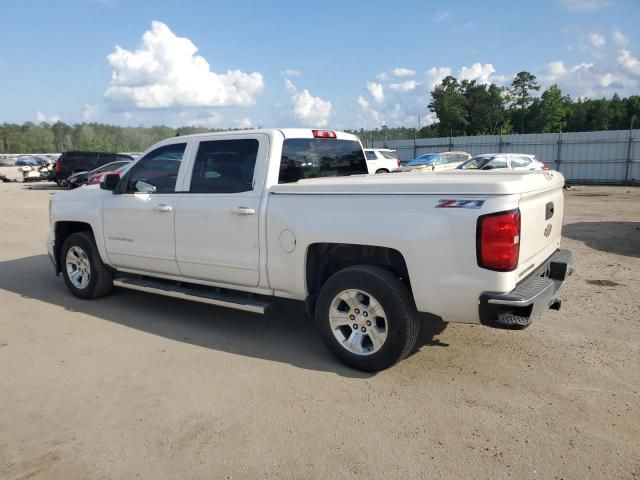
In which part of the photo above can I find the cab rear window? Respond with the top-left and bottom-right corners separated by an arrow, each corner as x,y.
279,139 -> 367,184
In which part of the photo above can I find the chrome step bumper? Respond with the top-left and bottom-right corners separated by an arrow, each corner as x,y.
479,249 -> 573,329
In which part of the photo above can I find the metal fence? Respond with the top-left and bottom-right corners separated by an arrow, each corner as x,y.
371,129 -> 640,185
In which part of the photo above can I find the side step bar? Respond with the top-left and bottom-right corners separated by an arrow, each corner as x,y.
113,276 -> 270,315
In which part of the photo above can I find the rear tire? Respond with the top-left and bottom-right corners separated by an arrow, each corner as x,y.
375,169 -> 389,174
315,265 -> 419,372
61,232 -> 113,299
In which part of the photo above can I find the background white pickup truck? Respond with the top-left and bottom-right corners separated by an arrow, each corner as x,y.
48,129 -> 572,371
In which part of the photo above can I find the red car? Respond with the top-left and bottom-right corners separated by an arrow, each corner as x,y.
88,167 -> 125,185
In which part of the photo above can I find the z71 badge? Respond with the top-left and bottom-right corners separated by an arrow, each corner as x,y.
435,199 -> 485,209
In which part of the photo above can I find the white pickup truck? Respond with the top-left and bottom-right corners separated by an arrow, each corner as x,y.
48,129 -> 572,371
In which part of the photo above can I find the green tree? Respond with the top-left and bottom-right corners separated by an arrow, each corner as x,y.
539,85 -> 568,133
510,71 -> 540,133
429,76 -> 468,136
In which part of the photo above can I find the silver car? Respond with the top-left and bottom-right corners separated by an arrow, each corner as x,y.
457,153 -> 548,171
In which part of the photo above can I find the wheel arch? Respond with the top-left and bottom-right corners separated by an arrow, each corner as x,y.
305,242 -> 412,315
53,221 -> 94,274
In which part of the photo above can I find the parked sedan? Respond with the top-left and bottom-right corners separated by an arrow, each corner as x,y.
87,162 -> 132,185
67,160 -> 132,189
457,153 -> 548,171
363,148 -> 401,173
396,151 -> 471,173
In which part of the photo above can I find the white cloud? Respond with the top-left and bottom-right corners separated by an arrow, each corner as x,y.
281,69 -> 301,77
286,80 -> 333,127
235,118 -> 253,129
367,82 -> 385,103
389,80 -> 417,92
619,49 -> 640,75
459,63 -> 496,83
539,59 -> 639,98
82,103 -> 98,121
284,78 -> 297,93
187,112 -> 222,127
352,28 -> 638,129
375,68 -> 416,82
105,21 -> 264,110
432,10 -> 451,22
391,68 -> 416,77
588,33 -> 606,48
36,111 -> 60,123
559,0 -> 611,11
612,29 -> 628,47
425,67 -> 453,90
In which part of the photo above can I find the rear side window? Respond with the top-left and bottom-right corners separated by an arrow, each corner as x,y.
365,151 -> 377,160
511,156 -> 532,168
189,139 -> 258,193
380,151 -> 397,160
485,157 -> 508,169
279,139 -> 367,184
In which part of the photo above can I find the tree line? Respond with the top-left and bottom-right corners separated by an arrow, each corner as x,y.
1,70 -> 639,154
350,71 -> 640,143
0,123 -> 235,154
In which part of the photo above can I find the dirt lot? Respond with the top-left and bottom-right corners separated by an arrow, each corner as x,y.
0,169 -> 638,480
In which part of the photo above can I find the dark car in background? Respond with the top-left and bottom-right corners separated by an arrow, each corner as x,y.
53,151 -> 134,186
66,160 -> 132,189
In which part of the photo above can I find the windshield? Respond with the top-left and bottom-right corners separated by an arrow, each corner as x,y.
458,156 -> 493,170
408,154 -> 438,167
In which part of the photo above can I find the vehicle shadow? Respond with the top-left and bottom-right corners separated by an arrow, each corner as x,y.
563,221 -> 640,257
23,183 -> 65,191
0,255 -> 448,377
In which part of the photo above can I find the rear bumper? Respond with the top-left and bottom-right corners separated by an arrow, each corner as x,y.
479,249 -> 573,329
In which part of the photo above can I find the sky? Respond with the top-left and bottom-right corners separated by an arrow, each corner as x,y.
1,0 -> 639,130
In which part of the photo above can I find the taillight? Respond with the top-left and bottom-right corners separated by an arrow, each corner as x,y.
396,158 -> 401,168
54,159 -> 61,172
312,129 -> 336,139
476,209 -> 520,272
542,164 -> 549,170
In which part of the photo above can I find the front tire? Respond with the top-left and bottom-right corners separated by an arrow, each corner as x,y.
315,265 -> 419,372
61,232 -> 113,299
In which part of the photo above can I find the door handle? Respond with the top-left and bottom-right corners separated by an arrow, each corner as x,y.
153,204 -> 173,213
231,206 -> 256,216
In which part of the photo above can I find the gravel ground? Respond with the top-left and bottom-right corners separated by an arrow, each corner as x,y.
0,172 -> 638,480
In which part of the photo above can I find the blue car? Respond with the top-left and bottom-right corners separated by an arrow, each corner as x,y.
15,156 -> 43,166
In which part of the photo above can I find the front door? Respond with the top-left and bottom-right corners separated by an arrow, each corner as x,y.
175,135 -> 267,287
102,142 -> 188,275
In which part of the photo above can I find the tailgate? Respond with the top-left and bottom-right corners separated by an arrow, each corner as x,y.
516,182 -> 564,279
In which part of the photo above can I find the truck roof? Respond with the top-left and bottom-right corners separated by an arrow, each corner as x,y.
170,128 -> 359,142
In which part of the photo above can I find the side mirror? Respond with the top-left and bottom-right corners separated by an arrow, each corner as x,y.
101,173 -> 120,191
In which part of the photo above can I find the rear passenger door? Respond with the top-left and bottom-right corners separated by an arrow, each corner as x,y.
174,135 -> 268,287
